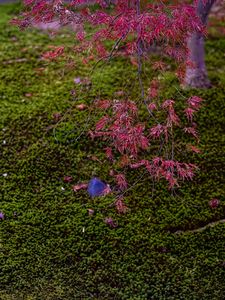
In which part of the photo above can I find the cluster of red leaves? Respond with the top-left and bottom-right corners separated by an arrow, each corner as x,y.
91,95 -> 202,189
148,79 -> 159,98
42,46 -> 64,60
92,100 -> 148,158
115,173 -> 128,190
115,197 -> 129,214
14,0 -> 204,62
131,158 -> 198,189
183,96 -> 203,141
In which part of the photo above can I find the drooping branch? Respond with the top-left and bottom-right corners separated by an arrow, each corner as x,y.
14,0 -> 205,190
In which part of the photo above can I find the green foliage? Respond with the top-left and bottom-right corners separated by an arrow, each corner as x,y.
0,4 -> 225,299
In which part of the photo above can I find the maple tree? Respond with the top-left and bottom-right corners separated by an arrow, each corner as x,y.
14,0 -> 209,191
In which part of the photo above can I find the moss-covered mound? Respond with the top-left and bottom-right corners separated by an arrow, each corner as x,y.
0,3 -> 225,299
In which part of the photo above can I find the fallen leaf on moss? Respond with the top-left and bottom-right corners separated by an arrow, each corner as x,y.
63,176 -> 73,183
72,183 -> 88,192
76,104 -> 87,110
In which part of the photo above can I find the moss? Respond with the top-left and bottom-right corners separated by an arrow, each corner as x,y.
0,4 -> 225,299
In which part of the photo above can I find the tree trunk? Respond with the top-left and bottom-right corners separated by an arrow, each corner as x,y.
184,0 -> 216,88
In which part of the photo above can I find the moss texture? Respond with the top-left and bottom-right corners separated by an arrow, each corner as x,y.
0,3 -> 225,299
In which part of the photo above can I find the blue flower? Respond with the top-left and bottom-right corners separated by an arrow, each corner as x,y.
87,177 -> 108,197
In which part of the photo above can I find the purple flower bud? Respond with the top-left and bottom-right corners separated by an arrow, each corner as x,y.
104,217 -> 117,228
159,247 -> 169,253
70,89 -> 76,96
209,198 -> 220,209
52,112 -> 61,122
88,209 -> 94,216
74,77 -> 81,84
0,212 -> 5,220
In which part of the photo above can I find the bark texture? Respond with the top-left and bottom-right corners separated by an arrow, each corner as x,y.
184,0 -> 216,88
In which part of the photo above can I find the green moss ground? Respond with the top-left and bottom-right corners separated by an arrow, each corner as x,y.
0,3 -> 225,299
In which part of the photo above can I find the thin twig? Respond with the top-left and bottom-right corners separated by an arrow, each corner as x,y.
173,219 -> 225,235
